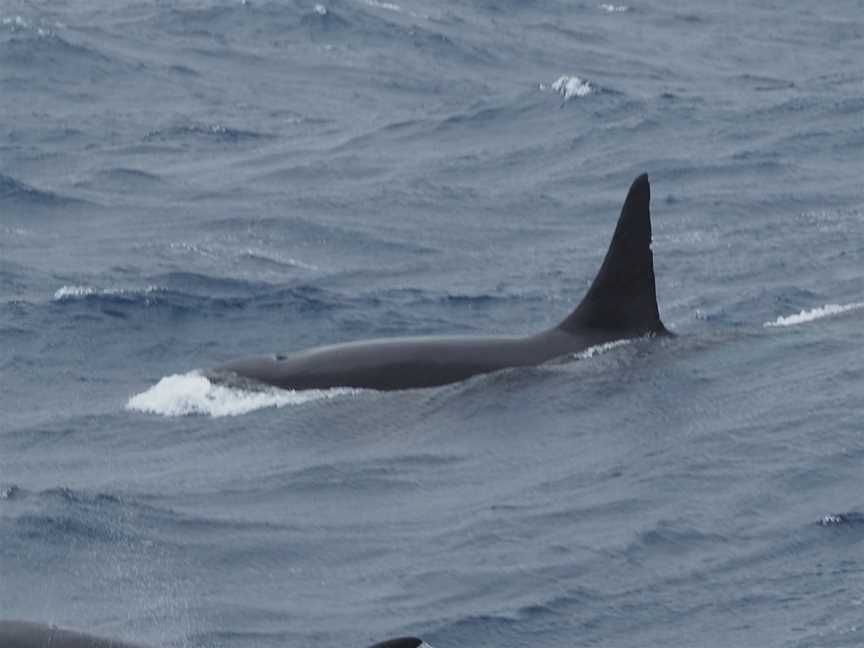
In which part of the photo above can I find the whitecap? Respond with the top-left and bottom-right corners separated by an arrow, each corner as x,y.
126,371 -> 355,418
0,484 -> 20,500
1,14 -> 55,36
54,285 -> 97,300
1,15 -> 30,29
763,302 -> 864,328
574,338 -> 632,360
820,514 -> 846,526
53,285 -> 160,301
546,75 -> 593,101
0,226 -> 29,237
599,4 -> 629,12
358,0 -> 402,11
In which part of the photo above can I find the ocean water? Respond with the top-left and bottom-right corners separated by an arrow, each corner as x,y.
1,1 -> 863,647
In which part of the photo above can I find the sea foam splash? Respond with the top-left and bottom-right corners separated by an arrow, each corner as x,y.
1,14 -> 56,37
574,339 -> 632,360
358,0 -> 402,12
543,75 -> 593,101
54,285 -> 160,301
763,302 -> 864,328
126,372 -> 355,418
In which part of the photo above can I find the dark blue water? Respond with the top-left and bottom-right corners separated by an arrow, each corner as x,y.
2,1 -> 863,647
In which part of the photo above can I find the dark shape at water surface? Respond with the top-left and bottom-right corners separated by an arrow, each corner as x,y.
211,173 -> 669,391
368,639 -> 424,648
0,622 -> 426,648
0,621 -> 147,648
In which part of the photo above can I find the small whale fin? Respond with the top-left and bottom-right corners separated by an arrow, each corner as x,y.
559,173 -> 667,335
366,639 -> 425,648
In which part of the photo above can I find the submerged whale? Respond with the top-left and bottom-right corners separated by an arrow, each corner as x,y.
212,173 -> 668,391
0,621 -> 147,648
0,621 -> 425,648
368,639 -> 426,648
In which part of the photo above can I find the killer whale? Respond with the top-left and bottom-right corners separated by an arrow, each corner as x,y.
368,639 -> 425,648
0,621 -> 148,648
0,621 -> 424,648
212,173 -> 668,391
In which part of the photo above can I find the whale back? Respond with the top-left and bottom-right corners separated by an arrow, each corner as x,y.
0,621 -> 148,648
558,173 -> 667,336
366,638 -> 424,648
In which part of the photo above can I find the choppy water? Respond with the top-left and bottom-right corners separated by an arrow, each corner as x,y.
2,1 -> 863,647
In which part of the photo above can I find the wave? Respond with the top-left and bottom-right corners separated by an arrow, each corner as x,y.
539,75 -> 594,103
1,16 -> 117,77
143,122 -> 270,144
1,14 -> 55,38
1,486 -> 139,545
819,512 -> 864,527
303,4 -> 495,64
126,371 -> 355,418
82,167 -> 168,193
239,249 -> 319,271
0,484 -> 20,500
733,73 -> 795,92
375,286 -> 545,309
0,173 -> 86,208
53,284 -> 161,301
599,4 -> 630,13
48,277 -> 357,320
763,302 -> 864,328
357,0 -> 405,14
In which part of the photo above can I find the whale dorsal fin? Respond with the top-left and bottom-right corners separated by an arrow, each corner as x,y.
559,173 -> 667,335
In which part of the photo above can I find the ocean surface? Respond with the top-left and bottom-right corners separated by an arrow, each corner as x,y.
1,1 -> 863,647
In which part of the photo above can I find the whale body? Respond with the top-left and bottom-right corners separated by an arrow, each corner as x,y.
0,622 -> 426,648
212,174 -> 668,391
0,621 -> 148,648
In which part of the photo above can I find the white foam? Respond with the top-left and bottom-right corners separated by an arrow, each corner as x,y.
0,485 -> 18,500
2,15 -> 30,29
574,338 -> 632,360
1,225 -> 29,236
599,3 -> 629,12
243,248 -> 319,271
53,285 -> 160,301
1,15 -> 54,36
549,75 -> 593,100
358,0 -> 402,11
167,241 -> 219,258
314,4 -> 328,15
54,285 -> 96,299
763,302 -> 864,328
126,371 -> 355,418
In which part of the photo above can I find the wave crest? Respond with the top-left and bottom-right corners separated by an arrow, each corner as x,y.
53,285 -> 160,301
541,75 -> 593,101
574,339 -> 632,360
763,302 -> 864,328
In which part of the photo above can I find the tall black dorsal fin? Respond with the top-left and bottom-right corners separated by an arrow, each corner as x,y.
559,173 -> 667,335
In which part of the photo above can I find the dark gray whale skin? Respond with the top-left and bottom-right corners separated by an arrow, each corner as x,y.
0,621 -> 423,648
367,639 -> 424,648
0,621 -> 148,648
212,174 -> 668,391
